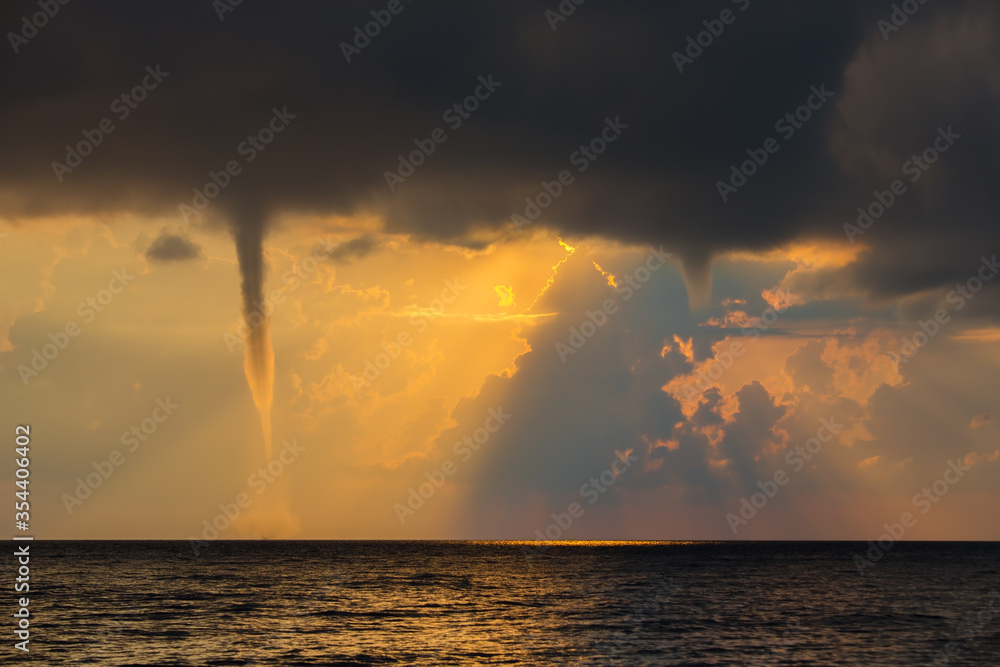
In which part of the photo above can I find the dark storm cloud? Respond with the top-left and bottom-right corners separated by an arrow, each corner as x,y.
326,235 -> 381,264
145,229 -> 201,263
1,0 -> 998,305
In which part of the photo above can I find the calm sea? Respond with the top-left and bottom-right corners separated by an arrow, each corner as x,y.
8,541 -> 1000,665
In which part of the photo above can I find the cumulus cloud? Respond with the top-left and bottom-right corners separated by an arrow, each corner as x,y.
4,1 -> 1000,540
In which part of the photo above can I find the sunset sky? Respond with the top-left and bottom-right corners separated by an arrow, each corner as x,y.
2,0 -> 998,541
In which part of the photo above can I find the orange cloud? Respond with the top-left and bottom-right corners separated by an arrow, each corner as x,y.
970,413 -> 996,429
493,284 -> 514,307
952,328 -> 1000,342
858,455 -> 881,467
964,450 -> 1000,466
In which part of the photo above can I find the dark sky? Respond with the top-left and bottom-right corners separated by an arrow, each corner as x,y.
2,0 -> 998,312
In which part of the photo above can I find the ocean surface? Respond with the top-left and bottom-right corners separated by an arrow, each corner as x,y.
9,541 -> 1000,665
